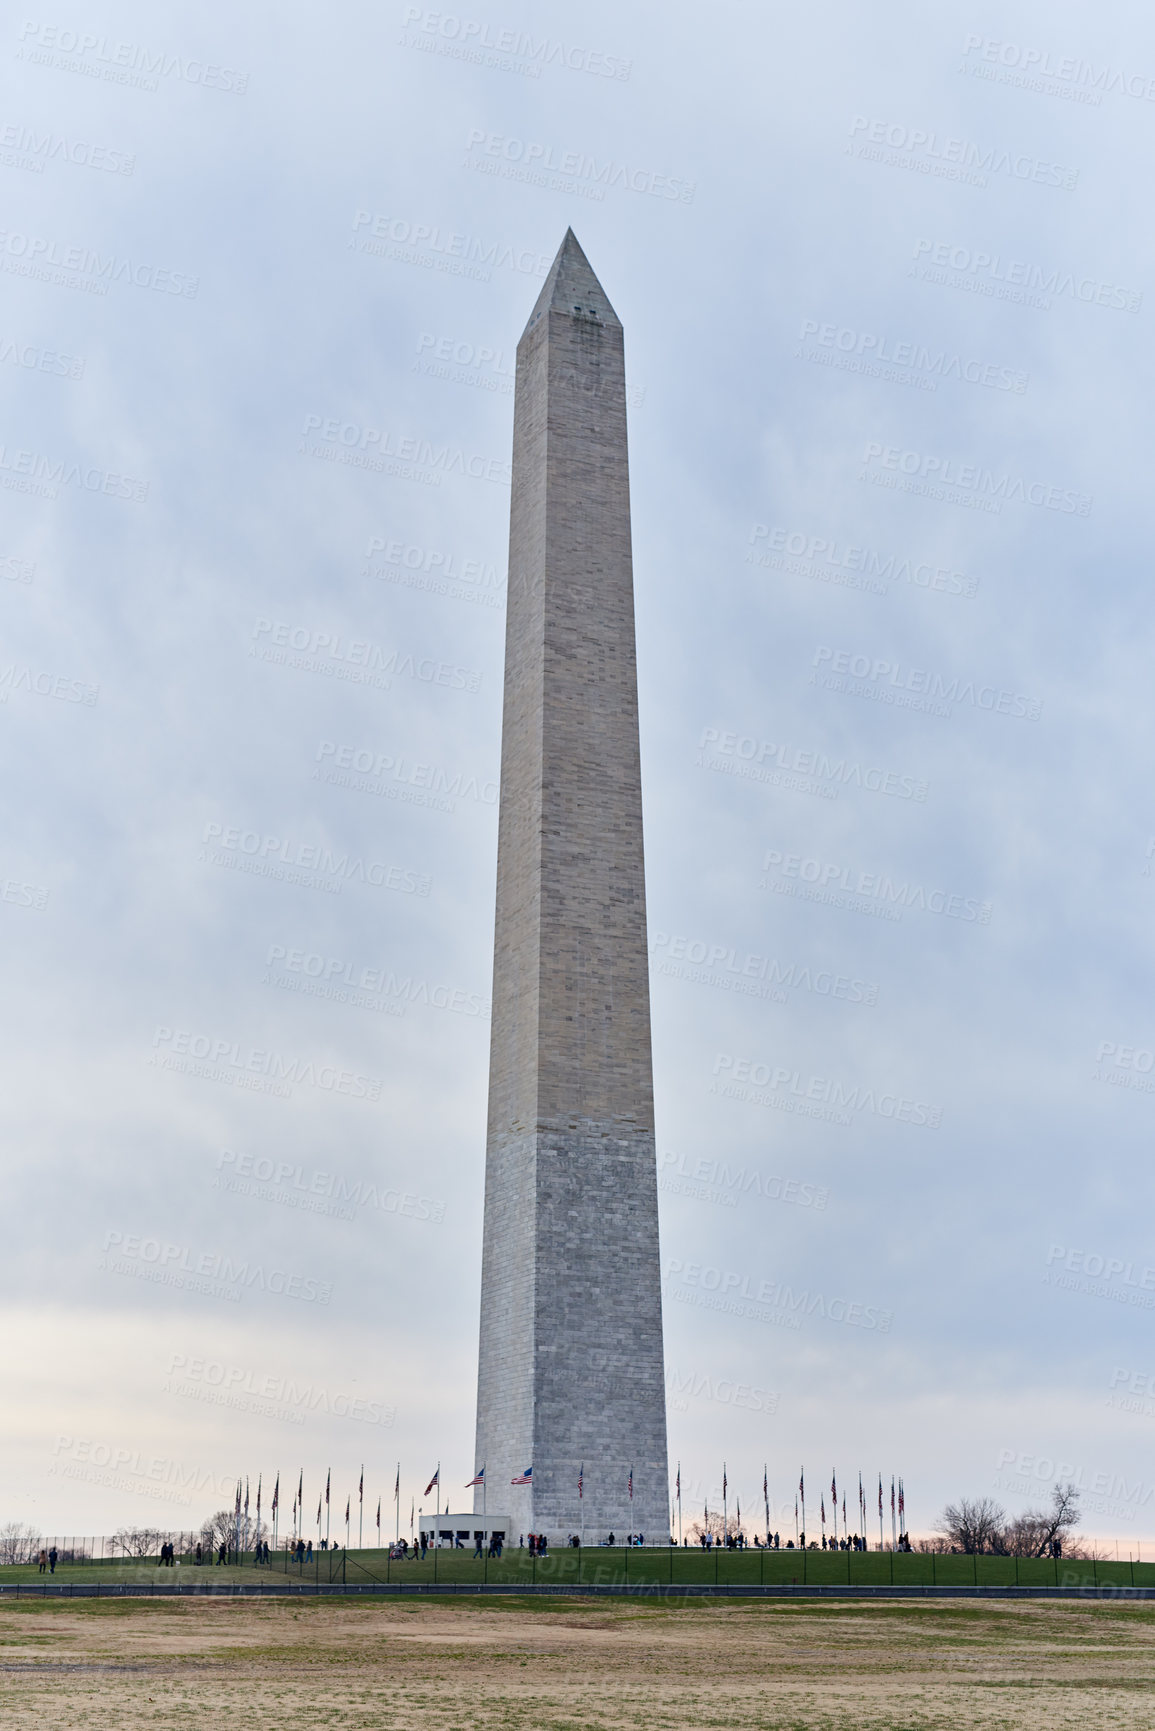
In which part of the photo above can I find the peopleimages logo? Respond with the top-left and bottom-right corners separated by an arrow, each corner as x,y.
960,34 -> 1155,104
166,1354 -> 396,1426
665,1258 -> 893,1333
464,129 -> 695,202
264,944 -> 490,1019
747,525 -> 977,600
0,120 -> 134,174
811,645 -> 1043,720
400,7 -> 632,79
350,211 -> 552,282
200,821 -> 430,898
251,617 -> 482,694
1091,1041 -> 1155,1095
847,115 -> 1078,190
712,1054 -> 942,1129
16,21 -> 249,92
0,227 -> 199,297
150,1026 -> 384,1102
796,318 -> 1028,393
101,1231 -> 332,1304
911,239 -> 1142,314
651,931 -> 878,1005
761,849 -> 992,925
861,441 -> 1092,517
216,1149 -> 446,1224
696,727 -> 928,803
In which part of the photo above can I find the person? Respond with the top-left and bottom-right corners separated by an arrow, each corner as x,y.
419,1531 -> 428,1560
305,1540 -> 313,1561
218,1542 -> 227,1566
774,1532 -> 780,1549
474,1533 -> 483,1559
195,1542 -> 203,1566
48,1547 -> 57,1574
38,1549 -> 46,1574
607,1532 -> 615,1547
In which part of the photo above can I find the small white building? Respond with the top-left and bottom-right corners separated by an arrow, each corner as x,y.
417,1512 -> 512,1549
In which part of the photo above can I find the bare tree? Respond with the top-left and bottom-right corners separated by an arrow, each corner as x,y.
199,1509 -> 266,1553
939,1485 -> 1085,1558
937,1497 -> 1007,1554
109,1527 -> 173,1559
199,1509 -> 237,1552
687,1513 -> 730,1546
0,1522 -> 42,1564
1002,1485 -> 1082,1558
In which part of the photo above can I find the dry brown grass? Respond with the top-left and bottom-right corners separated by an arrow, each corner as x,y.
2,1593 -> 1155,1728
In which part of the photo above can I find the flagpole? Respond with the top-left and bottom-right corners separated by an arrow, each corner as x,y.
677,1464 -> 682,1548
395,1462 -> 400,1545
878,1474 -> 884,1553
359,1466 -> 364,1550
891,1476 -> 897,1552
763,1464 -> 769,1547
800,1469 -> 806,1548
722,1462 -> 727,1548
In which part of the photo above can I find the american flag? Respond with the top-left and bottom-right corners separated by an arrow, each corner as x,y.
466,1467 -> 485,1487
271,1474 -> 279,1516
578,1464 -> 584,1500
512,1466 -> 532,1485
628,1466 -> 634,1501
359,1468 -> 363,1504
376,1498 -> 381,1534
325,1470 -> 330,1506
424,1466 -> 440,1496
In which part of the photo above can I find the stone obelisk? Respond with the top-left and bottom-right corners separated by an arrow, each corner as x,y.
473,231 -> 669,1543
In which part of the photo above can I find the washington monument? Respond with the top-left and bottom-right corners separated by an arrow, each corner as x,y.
473,231 -> 669,1542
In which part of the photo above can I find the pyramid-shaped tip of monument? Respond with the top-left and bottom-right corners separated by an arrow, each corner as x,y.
521,229 -> 621,338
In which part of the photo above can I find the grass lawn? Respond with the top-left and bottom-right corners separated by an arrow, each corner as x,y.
0,1544 -> 1144,1594
2,1589 -> 1155,1728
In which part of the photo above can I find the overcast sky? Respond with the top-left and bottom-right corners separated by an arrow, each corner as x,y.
3,0 -> 1154,1548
